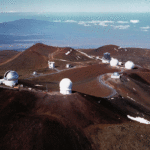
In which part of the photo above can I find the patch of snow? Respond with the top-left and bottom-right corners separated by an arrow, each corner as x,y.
35,84 -> 43,87
59,59 -> 67,62
127,96 -> 135,101
133,88 -> 136,91
65,51 -> 71,55
127,115 -> 150,124
65,49 -> 72,55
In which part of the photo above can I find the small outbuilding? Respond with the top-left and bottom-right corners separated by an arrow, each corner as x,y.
48,61 -> 55,69
125,61 -> 134,69
119,62 -> 123,66
110,58 -> 119,67
1,70 -> 19,87
111,72 -> 120,79
66,64 -> 72,68
59,78 -> 72,95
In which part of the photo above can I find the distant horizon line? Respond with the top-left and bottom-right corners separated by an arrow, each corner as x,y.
1,11 -> 150,13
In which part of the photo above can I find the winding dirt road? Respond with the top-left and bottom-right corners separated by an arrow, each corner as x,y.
98,73 -> 117,98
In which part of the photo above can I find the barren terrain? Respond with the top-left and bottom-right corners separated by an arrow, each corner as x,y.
0,43 -> 150,150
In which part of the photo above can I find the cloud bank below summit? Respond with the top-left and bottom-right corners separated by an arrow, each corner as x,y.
55,19 -> 141,30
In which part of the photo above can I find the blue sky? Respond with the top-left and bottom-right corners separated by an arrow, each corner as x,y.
1,0 -> 150,12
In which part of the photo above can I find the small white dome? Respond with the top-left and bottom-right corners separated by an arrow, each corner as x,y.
4,70 -> 19,80
33,71 -> 37,75
110,58 -> 119,67
111,72 -> 120,79
113,72 -> 119,76
59,78 -> 72,95
125,61 -> 134,69
66,64 -> 71,68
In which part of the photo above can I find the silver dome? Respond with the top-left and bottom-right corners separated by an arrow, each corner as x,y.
113,72 -> 119,76
4,70 -> 19,80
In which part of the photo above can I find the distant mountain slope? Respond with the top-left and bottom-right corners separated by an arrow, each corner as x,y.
0,43 -> 91,74
0,19 -> 55,35
53,47 -> 91,62
0,50 -> 20,64
27,43 -> 57,57
0,43 -> 56,71
85,45 -> 125,56
81,44 -> 150,69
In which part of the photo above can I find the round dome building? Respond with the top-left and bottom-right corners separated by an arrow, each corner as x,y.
59,78 -> 72,95
125,61 -> 134,69
110,58 -> 119,67
3,70 -> 19,87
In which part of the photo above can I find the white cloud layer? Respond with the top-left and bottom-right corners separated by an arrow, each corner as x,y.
78,20 -> 114,27
141,26 -> 150,30
130,20 -> 139,23
64,20 -> 77,23
140,26 -> 150,32
84,24 -> 91,26
54,20 -> 61,22
78,21 -> 91,26
111,25 -> 130,29
60,19 -> 139,30
117,21 -> 129,24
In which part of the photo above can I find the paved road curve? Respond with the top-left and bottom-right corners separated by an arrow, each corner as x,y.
98,73 -> 117,98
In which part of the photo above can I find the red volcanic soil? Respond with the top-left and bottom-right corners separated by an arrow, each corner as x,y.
124,68 -> 150,85
30,63 -> 119,97
0,43 -> 92,78
1,44 -> 150,149
0,50 -> 20,64
0,44 -> 48,72
27,43 -> 58,57
102,68 -> 150,120
53,47 -> 91,62
31,64 -> 119,83
0,88 -> 150,150
0,43 -> 58,72
80,45 -> 150,69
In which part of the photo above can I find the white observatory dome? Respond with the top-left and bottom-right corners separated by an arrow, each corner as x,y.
33,71 -> 37,75
110,58 -> 119,67
59,78 -> 72,95
111,72 -> 120,79
3,70 -> 19,87
125,61 -> 134,69
4,70 -> 19,80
